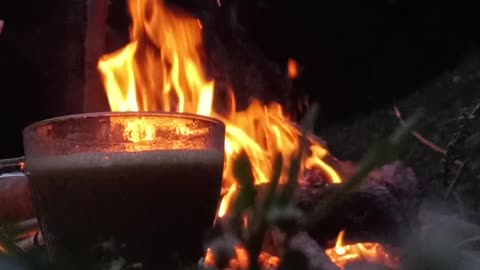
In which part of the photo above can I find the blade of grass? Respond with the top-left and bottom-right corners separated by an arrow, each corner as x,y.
246,155 -> 283,270
278,103 -> 320,205
265,155 -> 283,206
228,152 -> 257,233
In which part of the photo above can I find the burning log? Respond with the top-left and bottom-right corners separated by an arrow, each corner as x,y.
324,230 -> 400,270
259,231 -> 400,270
250,159 -> 419,248
297,161 -> 421,247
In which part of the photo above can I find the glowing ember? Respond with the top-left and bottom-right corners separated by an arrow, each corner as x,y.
97,0 -> 341,219
258,252 -> 281,269
325,231 -> 400,269
205,247 -> 250,270
204,248 -> 214,265
287,58 -> 300,79
205,247 -> 280,270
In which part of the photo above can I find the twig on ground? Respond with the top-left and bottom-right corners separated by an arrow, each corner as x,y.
393,106 -> 447,155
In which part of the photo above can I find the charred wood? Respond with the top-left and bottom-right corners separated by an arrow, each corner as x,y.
297,161 -> 421,247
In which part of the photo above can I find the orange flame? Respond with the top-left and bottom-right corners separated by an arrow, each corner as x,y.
325,231 -> 400,269
98,0 -> 214,115
98,0 -> 341,218
205,247 -> 280,270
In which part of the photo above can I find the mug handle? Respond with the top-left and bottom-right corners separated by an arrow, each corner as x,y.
0,157 -> 31,222
0,156 -> 25,175
0,156 -> 43,253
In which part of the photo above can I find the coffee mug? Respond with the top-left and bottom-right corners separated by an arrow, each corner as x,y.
0,112 -> 225,268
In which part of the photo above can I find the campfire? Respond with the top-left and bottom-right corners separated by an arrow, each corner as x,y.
93,0 -> 400,269
4,1 -> 480,270
0,0 -> 416,269
0,0 -> 407,267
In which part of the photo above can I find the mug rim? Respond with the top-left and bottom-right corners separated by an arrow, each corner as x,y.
23,111 -> 225,134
